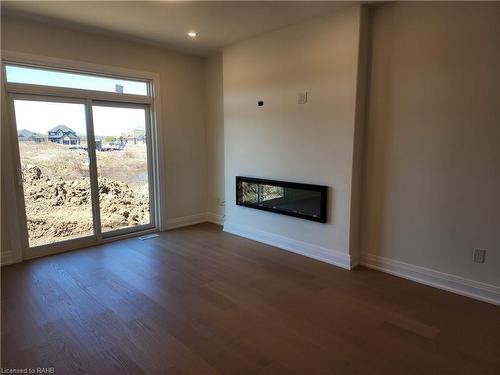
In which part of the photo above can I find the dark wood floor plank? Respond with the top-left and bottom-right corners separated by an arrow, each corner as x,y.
2,223 -> 499,374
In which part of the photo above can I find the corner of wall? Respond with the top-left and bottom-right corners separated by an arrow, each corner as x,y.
348,4 -> 371,266
203,52 -> 225,220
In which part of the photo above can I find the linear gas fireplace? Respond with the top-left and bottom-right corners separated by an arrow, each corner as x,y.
236,176 -> 327,223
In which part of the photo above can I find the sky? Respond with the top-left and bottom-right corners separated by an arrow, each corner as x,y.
6,65 -> 148,95
8,65 -> 148,137
14,100 -> 146,137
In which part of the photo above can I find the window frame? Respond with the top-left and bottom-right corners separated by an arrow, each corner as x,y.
2,50 -> 165,261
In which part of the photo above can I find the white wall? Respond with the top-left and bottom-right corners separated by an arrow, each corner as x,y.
222,5 -> 364,268
204,53 -> 225,222
361,2 -> 500,287
1,16 -> 207,261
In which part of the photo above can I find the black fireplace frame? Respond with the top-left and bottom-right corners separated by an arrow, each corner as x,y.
236,176 -> 328,223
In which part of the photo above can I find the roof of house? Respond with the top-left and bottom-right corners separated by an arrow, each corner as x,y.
48,125 -> 76,134
18,129 -> 34,138
49,133 -> 80,140
48,125 -> 80,140
18,129 -> 44,139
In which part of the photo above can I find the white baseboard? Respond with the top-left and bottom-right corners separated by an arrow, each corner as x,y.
165,213 -> 208,230
205,212 -> 224,226
360,253 -> 500,306
165,212 -> 224,230
1,250 -> 21,266
223,221 -> 354,270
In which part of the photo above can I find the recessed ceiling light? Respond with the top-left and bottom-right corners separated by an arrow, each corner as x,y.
187,31 -> 198,38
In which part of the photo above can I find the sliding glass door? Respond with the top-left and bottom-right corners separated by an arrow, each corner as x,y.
92,103 -> 153,235
4,60 -> 158,258
12,98 -> 95,248
10,95 -> 156,255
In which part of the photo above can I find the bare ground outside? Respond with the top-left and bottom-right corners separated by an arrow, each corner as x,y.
19,141 -> 150,247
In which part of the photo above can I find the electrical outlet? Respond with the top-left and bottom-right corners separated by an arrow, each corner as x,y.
473,248 -> 486,264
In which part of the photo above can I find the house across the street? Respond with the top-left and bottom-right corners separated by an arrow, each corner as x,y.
48,125 -> 80,145
17,129 -> 45,143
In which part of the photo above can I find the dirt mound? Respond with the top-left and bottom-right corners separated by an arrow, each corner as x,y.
22,166 -> 149,246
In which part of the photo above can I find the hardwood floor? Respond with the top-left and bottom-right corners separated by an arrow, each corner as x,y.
2,223 -> 499,374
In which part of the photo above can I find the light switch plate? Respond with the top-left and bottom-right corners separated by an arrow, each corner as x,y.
298,92 -> 308,104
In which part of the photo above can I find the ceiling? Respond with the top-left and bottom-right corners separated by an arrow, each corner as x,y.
1,1 -> 352,56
